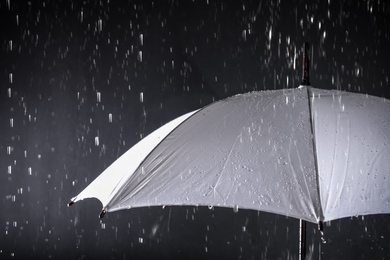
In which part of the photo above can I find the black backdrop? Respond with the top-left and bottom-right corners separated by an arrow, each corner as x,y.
1,0 -> 389,259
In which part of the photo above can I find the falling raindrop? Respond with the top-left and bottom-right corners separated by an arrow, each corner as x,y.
320,230 -> 327,244
242,30 -> 247,41
150,224 -> 158,237
98,19 -> 102,32
95,136 -> 99,146
268,27 -> 272,42
140,92 -> 144,103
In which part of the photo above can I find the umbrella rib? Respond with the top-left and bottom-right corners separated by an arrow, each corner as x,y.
306,87 -> 325,222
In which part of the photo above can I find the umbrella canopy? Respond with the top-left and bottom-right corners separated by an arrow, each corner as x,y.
69,86 -> 390,224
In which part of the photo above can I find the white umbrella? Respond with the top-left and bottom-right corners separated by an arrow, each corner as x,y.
69,86 -> 390,223
68,43 -> 390,258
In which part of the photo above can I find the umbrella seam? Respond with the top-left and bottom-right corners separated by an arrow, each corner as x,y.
306,87 -> 325,222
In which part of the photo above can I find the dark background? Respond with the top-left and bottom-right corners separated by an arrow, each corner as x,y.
1,0 -> 389,259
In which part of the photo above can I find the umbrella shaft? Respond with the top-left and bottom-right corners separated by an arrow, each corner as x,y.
299,219 -> 307,260
301,42 -> 310,85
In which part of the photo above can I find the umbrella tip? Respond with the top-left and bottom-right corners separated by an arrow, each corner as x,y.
67,200 -> 75,207
99,208 -> 106,218
301,42 -> 311,86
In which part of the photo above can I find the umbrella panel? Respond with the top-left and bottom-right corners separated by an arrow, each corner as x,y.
106,88 -> 322,223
